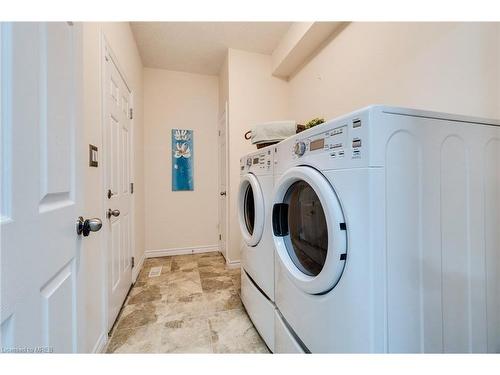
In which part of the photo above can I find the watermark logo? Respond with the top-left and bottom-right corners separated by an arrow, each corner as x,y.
2,346 -> 54,353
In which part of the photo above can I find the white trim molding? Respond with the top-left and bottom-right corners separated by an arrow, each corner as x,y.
92,332 -> 107,353
132,251 -> 146,282
225,259 -> 241,269
145,245 -> 219,258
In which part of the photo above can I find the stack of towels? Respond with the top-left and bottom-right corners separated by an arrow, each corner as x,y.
249,120 -> 297,145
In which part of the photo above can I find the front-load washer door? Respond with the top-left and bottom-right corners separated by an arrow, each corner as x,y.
272,166 -> 347,294
238,173 -> 265,247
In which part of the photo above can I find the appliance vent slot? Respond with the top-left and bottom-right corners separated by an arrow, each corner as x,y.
148,266 -> 162,278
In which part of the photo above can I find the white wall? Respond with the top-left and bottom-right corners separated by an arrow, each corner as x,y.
225,49 -> 290,263
82,22 -> 144,352
144,68 -> 219,253
288,22 -> 500,122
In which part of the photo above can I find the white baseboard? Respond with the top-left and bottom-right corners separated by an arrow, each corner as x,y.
225,259 -> 241,269
92,332 -> 107,353
132,251 -> 146,282
145,245 -> 219,258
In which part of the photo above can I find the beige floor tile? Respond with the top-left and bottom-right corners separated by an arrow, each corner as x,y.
198,254 -> 226,268
165,292 -> 208,320
159,317 -> 213,353
198,264 -> 229,279
230,274 -> 241,294
127,284 -> 167,305
106,322 -> 163,353
200,275 -> 235,293
106,252 -> 267,354
207,309 -> 269,353
167,269 -> 200,284
203,288 -> 243,313
144,256 -> 172,269
115,300 -> 169,331
138,273 -> 169,287
167,271 -> 203,302
197,252 -> 221,260
170,257 -> 198,272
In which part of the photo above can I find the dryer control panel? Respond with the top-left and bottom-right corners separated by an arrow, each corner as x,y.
275,110 -> 369,174
240,148 -> 273,176
291,117 -> 364,161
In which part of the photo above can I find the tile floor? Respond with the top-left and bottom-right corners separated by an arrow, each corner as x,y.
105,252 -> 270,353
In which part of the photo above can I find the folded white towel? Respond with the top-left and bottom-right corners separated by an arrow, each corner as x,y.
250,120 -> 296,144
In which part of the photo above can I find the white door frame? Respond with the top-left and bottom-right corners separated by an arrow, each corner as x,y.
100,32 -> 135,335
218,101 -> 229,261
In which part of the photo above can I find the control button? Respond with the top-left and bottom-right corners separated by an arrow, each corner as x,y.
246,158 -> 252,167
352,139 -> 362,148
294,141 -> 306,157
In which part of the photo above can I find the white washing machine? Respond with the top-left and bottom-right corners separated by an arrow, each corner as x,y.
272,105 -> 500,353
238,145 -> 276,351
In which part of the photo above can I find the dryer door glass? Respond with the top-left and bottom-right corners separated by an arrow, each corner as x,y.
284,181 -> 328,276
244,184 -> 255,235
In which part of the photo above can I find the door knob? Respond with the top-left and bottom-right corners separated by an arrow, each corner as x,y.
76,217 -> 102,237
220,191 -> 226,196
107,209 -> 120,219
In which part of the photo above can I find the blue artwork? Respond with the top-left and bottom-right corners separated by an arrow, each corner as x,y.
172,129 -> 194,191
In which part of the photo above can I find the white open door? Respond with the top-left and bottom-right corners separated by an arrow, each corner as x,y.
0,22 -> 84,353
103,43 -> 133,331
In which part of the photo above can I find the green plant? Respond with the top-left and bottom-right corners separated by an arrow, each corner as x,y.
305,117 -> 325,129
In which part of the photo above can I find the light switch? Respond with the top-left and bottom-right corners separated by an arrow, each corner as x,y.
89,144 -> 98,167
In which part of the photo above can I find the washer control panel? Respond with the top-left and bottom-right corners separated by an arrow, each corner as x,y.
240,148 -> 273,174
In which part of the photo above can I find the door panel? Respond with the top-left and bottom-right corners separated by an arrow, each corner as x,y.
218,105 -> 228,260
40,262 -> 75,352
1,22 -> 82,353
104,47 -> 132,330
40,23 -> 73,206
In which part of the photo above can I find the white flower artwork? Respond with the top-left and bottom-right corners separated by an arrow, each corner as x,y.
174,129 -> 190,141
171,129 -> 194,191
174,142 -> 191,159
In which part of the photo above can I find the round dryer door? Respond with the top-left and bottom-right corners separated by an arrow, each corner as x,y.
238,173 -> 265,247
272,166 -> 347,294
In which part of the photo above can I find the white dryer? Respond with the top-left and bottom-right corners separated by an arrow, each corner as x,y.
238,146 -> 276,351
272,105 -> 500,353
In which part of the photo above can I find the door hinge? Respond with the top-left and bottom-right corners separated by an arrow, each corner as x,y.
219,234 -> 222,241
131,257 -> 135,268
129,108 -> 133,120
130,182 -> 134,194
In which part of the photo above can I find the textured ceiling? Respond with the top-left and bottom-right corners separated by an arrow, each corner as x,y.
130,22 -> 292,75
